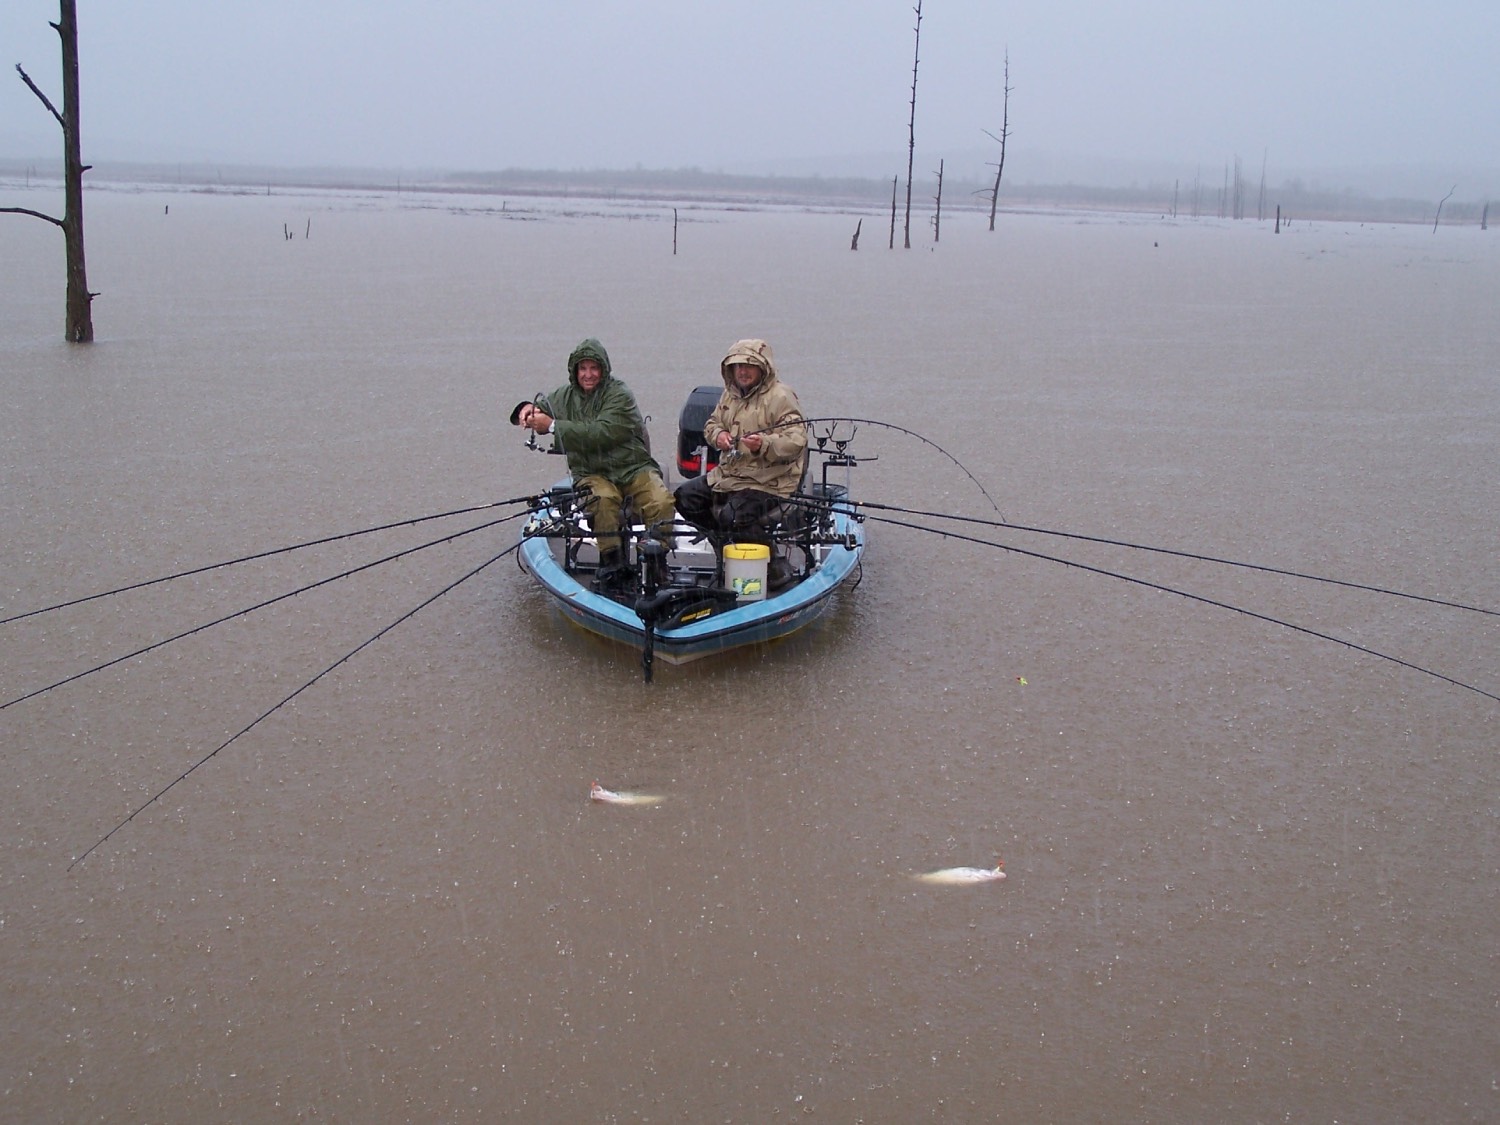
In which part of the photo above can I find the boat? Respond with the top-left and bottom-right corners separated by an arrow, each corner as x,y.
517,386 -> 866,678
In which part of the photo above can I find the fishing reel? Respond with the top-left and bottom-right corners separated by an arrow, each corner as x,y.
521,482 -> 595,543
521,426 -> 560,455
510,394 -> 562,454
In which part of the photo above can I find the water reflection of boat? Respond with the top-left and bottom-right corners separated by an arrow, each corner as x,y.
518,386 -> 866,679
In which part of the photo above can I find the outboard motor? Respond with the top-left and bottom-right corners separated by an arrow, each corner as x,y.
676,385 -> 724,478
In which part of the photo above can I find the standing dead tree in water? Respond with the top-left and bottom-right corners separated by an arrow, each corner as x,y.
1,1 -> 94,342
1432,185 -> 1456,233
931,159 -> 944,243
983,50 -> 1012,231
1257,149 -> 1268,222
889,175 -> 898,249
902,0 -> 923,249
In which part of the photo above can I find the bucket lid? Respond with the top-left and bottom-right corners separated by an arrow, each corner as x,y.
723,543 -> 771,561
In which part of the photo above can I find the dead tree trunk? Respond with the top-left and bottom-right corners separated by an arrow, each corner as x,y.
985,51 -> 1011,232
903,0 -> 923,250
932,159 -> 943,243
850,218 -> 862,250
889,176 -> 898,249
1257,149 -> 1268,222
1432,185 -> 1456,233
2,1 -> 94,342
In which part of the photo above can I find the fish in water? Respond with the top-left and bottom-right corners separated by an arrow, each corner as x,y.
589,781 -> 664,807
913,860 -> 1006,885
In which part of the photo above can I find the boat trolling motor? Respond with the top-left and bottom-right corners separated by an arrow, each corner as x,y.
632,541 -> 739,681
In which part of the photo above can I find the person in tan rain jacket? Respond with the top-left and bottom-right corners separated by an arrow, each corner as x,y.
674,338 -> 808,588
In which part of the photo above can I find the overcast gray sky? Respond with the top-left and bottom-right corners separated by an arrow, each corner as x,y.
3,1 -> 1496,191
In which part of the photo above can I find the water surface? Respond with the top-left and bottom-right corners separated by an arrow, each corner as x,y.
2,183 -> 1496,1121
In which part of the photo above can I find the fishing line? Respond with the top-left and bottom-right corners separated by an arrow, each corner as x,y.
855,499 -> 1498,619
3,511 -> 527,711
0,495 -> 537,627
745,416 -> 1005,518
69,538 -> 524,871
861,511 -> 1500,705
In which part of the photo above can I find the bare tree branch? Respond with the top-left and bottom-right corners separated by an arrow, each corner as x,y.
15,63 -> 65,128
0,206 -> 65,226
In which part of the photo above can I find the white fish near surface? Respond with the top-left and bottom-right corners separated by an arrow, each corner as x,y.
913,861 -> 1006,885
589,781 -> 664,807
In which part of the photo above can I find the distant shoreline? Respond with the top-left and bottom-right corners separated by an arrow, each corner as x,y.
1,158 -> 1492,227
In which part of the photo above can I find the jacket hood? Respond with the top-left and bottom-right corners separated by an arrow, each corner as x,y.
720,338 -> 779,396
567,338 -> 613,389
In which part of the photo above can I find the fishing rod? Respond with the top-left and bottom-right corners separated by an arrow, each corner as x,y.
742,416 -> 1005,518
0,495 -> 538,628
860,510 -> 1500,706
3,510 -> 528,712
69,538 -> 525,871
854,499 -> 1499,619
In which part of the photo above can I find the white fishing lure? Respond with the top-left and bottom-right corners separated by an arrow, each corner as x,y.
589,781 -> 664,807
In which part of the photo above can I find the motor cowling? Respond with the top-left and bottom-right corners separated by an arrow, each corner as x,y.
676,385 -> 723,478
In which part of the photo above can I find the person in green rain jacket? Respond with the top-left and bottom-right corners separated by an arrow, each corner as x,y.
512,338 -> 676,588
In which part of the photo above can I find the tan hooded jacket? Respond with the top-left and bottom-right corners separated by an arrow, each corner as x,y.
704,339 -> 808,497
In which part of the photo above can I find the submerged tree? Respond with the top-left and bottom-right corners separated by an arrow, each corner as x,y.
1257,149 -> 1268,222
889,175 -> 898,249
932,158 -> 944,243
2,1 -> 94,342
1432,184 -> 1456,233
983,50 -> 1012,232
902,0 -> 923,250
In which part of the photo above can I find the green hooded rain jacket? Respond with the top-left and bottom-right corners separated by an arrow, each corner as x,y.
535,339 -> 661,487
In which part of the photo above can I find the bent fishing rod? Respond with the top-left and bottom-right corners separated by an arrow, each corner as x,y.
3,509 -> 529,712
739,416 -> 1005,518
861,510 -> 1500,706
0,494 -> 539,628
854,499 -> 1499,619
69,538 -> 525,871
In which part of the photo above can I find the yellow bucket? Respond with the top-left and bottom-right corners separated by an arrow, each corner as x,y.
723,543 -> 770,602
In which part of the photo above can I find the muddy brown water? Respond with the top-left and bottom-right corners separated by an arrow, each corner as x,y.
2,184 -> 1497,1122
